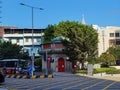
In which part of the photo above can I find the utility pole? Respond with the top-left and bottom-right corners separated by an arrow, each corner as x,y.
20,3 -> 43,76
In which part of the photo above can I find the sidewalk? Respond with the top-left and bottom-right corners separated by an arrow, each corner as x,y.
76,73 -> 120,81
34,72 -> 120,81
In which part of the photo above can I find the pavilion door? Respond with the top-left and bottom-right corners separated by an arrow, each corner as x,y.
58,58 -> 65,72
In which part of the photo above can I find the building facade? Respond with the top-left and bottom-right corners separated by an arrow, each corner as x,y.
93,25 -> 120,56
0,26 -> 44,57
1,24 -> 120,72
41,36 -> 72,72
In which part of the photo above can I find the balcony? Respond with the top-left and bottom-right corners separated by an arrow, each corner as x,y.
3,33 -> 43,37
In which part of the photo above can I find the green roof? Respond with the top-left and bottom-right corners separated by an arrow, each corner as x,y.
51,36 -> 64,43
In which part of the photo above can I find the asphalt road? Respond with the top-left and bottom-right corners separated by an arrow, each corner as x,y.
1,73 -> 120,90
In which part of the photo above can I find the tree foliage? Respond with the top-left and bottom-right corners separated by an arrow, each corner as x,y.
55,21 -> 98,61
107,46 -> 120,60
34,58 -> 42,71
0,41 -> 28,59
43,25 -> 55,43
97,52 -> 115,66
44,21 -> 98,69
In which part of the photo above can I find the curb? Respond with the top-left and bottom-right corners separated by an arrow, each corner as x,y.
5,74 -> 53,79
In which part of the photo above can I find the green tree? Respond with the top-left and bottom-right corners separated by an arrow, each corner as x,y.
44,21 -> 98,69
107,46 -> 120,60
34,58 -> 42,71
43,24 -> 56,43
97,52 -> 115,66
56,21 -> 98,69
0,41 -> 28,59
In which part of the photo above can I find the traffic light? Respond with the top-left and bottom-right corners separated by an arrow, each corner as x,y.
44,53 -> 46,61
50,59 -> 54,63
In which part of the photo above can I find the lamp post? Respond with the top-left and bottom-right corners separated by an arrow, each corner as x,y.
20,3 -> 43,76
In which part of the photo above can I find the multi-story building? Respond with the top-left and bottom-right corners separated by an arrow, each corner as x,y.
1,23 -> 120,64
0,26 -> 44,57
93,25 -> 120,56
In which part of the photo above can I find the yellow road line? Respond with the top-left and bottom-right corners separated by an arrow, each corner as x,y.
81,80 -> 107,90
27,78 -> 84,90
43,78 -> 88,90
62,79 -> 96,90
16,78 -> 67,89
102,81 -> 117,90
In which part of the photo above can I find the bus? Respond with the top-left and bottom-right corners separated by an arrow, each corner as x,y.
0,59 -> 27,74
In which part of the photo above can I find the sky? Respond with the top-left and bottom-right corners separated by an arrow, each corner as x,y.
0,0 -> 120,29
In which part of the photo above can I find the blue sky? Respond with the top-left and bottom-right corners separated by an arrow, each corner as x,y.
0,0 -> 120,28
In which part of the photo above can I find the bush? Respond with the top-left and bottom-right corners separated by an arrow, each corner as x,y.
94,68 -> 120,74
34,58 -> 42,72
101,63 -> 109,67
106,69 -> 120,74
75,70 -> 87,74
94,68 -> 110,73
75,68 -> 120,74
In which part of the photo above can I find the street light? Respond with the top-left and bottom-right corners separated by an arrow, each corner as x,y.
20,3 -> 43,76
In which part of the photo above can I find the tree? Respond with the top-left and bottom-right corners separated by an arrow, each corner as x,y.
34,58 -> 42,71
107,46 -> 120,60
0,41 -> 28,59
97,52 -> 115,66
44,21 -> 98,69
43,24 -> 56,43
55,21 -> 98,69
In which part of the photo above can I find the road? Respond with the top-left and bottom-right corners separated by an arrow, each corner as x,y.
0,73 -> 120,90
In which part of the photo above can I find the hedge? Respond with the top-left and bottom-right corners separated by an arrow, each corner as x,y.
75,67 -> 120,74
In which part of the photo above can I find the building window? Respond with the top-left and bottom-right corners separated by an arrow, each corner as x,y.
116,39 -> 120,45
9,38 -> 12,42
109,40 -> 115,47
31,38 -> 34,42
25,38 -> 29,42
115,33 -> 119,37
36,48 -> 39,54
110,33 -> 114,37
16,39 -> 19,43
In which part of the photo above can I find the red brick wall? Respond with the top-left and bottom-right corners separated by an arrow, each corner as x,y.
43,44 -> 51,49
0,27 -> 4,38
55,43 -> 64,48
43,43 -> 64,50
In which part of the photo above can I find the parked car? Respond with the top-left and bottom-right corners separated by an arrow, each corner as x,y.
0,71 -> 5,83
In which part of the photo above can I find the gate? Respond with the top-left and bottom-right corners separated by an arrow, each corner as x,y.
58,58 -> 65,72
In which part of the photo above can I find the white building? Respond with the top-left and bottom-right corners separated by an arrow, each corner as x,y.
93,25 -> 120,56
0,26 -> 44,57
